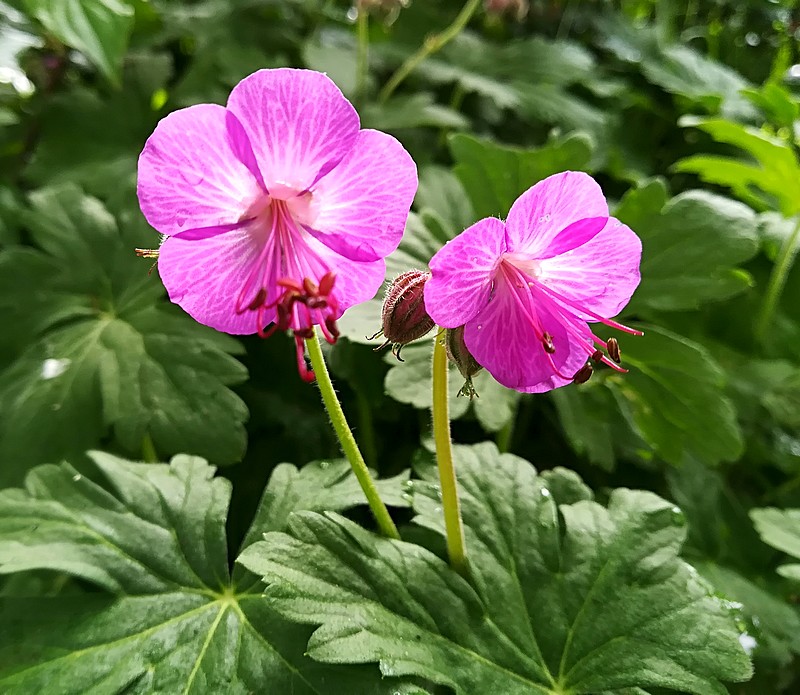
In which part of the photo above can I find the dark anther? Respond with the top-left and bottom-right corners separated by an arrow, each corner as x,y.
324,315 -> 340,342
590,349 -> 603,363
542,332 -> 555,354
607,337 -> 621,364
572,362 -> 593,384
247,287 -> 268,311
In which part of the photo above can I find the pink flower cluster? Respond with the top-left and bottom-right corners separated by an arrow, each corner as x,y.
137,69 -> 642,392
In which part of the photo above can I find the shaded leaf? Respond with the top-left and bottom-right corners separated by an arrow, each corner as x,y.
607,326 -> 743,466
618,184 -> 760,312
449,132 -> 594,219
0,451 -> 414,693
0,185 -> 248,480
22,0 -> 134,84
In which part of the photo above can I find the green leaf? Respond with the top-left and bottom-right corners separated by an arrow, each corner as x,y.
25,54 -> 171,198
550,384 -> 618,471
0,452 -> 414,693
449,132 -> 594,219
618,184 -> 760,312
606,326 -> 743,466
696,562 -> 800,669
240,442 -> 752,694
751,508 -> 800,581
640,45 -> 756,121
674,117 -> 800,217
383,341 -> 518,432
22,0 -> 134,84
0,185 -> 249,481
361,93 -> 469,131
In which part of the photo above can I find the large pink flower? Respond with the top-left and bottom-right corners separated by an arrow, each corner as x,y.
423,171 -> 643,393
137,68 -> 417,380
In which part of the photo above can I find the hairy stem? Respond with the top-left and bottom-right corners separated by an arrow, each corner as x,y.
756,215 -> 800,344
307,331 -> 400,539
378,0 -> 482,104
431,330 -> 468,576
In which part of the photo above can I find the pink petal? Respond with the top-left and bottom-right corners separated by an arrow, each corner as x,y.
424,217 -> 507,328
463,280 -> 589,393
158,228 -> 273,335
505,171 -> 608,256
302,233 -> 388,314
306,130 -> 418,262
538,217 -> 642,320
226,68 -> 360,194
137,104 -> 263,237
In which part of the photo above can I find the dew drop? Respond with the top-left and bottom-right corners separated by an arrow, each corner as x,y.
51,403 -> 61,411
346,5 -> 358,21
319,461 -> 330,470
477,324 -> 483,330
745,32 -> 760,46
175,211 -> 188,228
540,487 -> 551,497
72,474 -> 82,482
41,358 -> 71,380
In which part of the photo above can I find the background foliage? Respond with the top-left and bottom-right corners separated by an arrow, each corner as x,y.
1,0 -> 800,692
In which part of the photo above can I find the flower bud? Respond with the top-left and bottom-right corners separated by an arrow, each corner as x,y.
356,0 -> 410,21
372,270 -> 435,360
484,0 -> 529,21
445,325 -> 483,399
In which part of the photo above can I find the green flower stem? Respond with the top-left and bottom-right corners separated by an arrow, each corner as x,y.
307,331 -> 400,540
431,330 -> 468,576
355,7 -> 369,106
141,432 -> 158,463
755,215 -> 800,344
378,0 -> 482,104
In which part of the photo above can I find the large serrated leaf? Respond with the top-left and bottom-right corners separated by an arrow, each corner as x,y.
0,185 -> 249,481
240,442 -> 751,694
0,452 -> 415,694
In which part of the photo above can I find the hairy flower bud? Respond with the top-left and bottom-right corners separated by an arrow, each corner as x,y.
356,0 -> 410,21
445,325 -> 483,399
372,270 -> 435,360
484,0 -> 529,21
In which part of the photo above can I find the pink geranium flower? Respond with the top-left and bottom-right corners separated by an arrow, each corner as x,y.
137,68 -> 417,380
423,171 -> 643,393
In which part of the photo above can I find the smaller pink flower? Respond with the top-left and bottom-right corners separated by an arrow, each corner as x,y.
137,68 -> 417,381
423,171 -> 643,393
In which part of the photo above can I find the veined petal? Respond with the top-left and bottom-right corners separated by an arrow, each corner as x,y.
424,217 -> 507,328
306,130 -> 417,262
505,171 -> 608,255
226,68 -> 360,194
463,279 -> 589,393
305,233 -> 388,314
538,217 -> 642,319
158,228 -> 273,335
137,104 -> 263,237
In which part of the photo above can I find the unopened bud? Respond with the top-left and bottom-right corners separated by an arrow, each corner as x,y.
371,270 -> 435,360
446,325 -> 483,399
356,0 -> 410,21
484,0 -> 529,21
